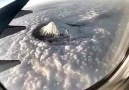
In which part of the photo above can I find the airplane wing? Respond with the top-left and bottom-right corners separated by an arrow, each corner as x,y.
0,0 -> 31,39
0,60 -> 20,73
0,82 -> 6,90
0,60 -> 21,90
0,25 -> 26,39
14,10 -> 33,19
0,0 -> 29,89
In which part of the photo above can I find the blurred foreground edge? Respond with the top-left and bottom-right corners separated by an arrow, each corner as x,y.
0,60 -> 21,90
86,48 -> 129,90
0,82 -> 7,90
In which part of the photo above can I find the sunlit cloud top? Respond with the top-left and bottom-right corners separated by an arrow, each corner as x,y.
26,0 -> 61,8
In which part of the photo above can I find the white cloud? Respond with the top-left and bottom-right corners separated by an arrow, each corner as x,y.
25,0 -> 62,8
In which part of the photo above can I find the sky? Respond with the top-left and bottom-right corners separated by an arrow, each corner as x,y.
0,0 -> 15,8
